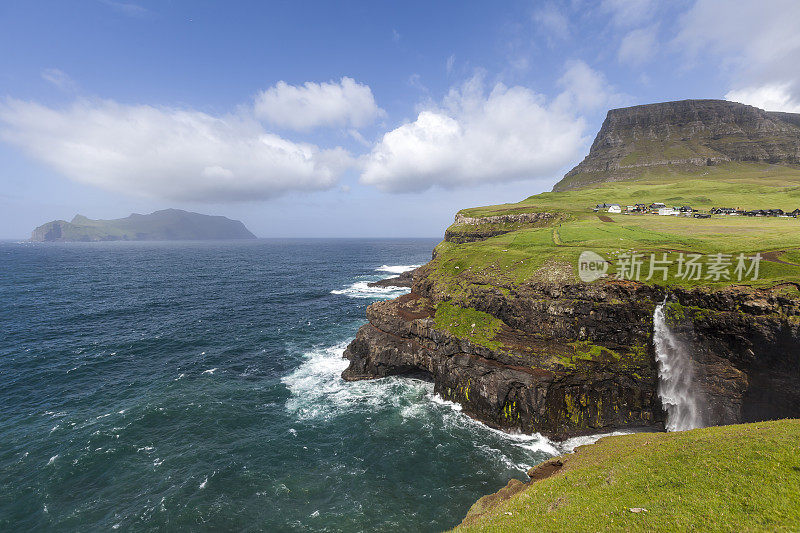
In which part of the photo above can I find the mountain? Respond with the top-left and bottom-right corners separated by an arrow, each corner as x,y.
342,98 -> 800,529
553,99 -> 800,191
30,209 -> 257,242
341,102 -> 800,440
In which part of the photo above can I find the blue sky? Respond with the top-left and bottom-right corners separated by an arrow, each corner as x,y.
1,0 -> 799,238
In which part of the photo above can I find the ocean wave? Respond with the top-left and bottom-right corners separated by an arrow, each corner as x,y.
375,264 -> 421,274
282,342 -> 414,421
330,281 -> 410,299
427,392 -> 560,462
330,264 -> 420,299
282,340 -> 560,473
282,338 -> 637,482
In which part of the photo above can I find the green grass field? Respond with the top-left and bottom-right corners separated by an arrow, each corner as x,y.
454,419 -> 800,532
433,162 -> 800,289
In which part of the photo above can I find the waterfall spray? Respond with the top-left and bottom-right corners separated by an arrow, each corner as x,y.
653,300 -> 704,431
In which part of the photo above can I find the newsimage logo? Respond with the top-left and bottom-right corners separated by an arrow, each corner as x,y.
578,251 -> 609,282
577,251 -> 762,282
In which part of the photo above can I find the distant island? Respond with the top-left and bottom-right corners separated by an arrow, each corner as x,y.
30,209 -> 257,242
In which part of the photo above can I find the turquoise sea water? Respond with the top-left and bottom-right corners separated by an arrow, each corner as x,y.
0,239 -> 566,531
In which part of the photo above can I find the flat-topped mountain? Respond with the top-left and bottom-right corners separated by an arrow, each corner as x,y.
554,99 -> 800,191
30,209 -> 257,242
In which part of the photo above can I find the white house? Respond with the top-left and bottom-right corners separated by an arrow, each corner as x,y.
608,204 -> 622,214
658,207 -> 678,216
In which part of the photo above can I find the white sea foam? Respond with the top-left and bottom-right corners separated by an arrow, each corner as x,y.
557,430 -> 631,454
282,342 -> 360,421
199,476 -> 208,489
330,264 -> 420,299
202,368 -> 218,375
283,337 -> 647,479
283,340 -> 560,472
330,281 -> 410,299
375,264 -> 421,274
428,393 -> 561,459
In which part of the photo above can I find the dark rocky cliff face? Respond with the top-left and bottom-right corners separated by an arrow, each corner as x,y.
342,267 -> 800,439
553,99 -> 800,191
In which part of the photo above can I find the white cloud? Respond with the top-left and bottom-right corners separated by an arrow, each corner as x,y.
675,0 -> 800,106
725,84 -> 800,113
533,3 -> 569,40
253,77 -> 384,131
408,74 -> 428,93
676,0 -> 800,67
446,55 -> 456,75
601,0 -> 655,27
0,98 -> 352,202
41,68 -> 77,91
359,75 -> 587,193
99,0 -> 149,18
554,60 -> 625,112
618,26 -> 658,65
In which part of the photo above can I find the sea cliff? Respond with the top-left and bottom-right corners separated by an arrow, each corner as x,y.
342,99 -> 800,440
342,259 -> 800,439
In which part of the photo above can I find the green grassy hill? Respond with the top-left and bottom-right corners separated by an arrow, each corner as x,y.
455,419 -> 800,532
433,162 -> 800,292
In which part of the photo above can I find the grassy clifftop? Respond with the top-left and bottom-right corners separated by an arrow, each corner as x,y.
432,162 -> 800,292
455,419 -> 800,532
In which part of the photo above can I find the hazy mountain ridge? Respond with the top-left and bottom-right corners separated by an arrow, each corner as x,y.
553,99 -> 800,191
30,209 -> 257,242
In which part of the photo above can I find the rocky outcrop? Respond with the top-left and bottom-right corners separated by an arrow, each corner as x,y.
342,268 -> 800,439
444,211 -> 558,244
554,99 -> 800,191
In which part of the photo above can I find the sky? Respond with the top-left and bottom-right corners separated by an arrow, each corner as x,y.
1,0 -> 799,239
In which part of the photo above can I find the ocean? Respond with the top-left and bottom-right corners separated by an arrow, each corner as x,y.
1,239 -> 571,531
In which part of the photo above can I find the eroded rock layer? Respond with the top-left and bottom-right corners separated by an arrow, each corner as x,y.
342,267 -> 800,439
554,99 -> 800,191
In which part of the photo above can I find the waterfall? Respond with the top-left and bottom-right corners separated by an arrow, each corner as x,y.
653,301 -> 704,431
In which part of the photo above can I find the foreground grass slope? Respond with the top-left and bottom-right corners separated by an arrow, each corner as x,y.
455,419 -> 800,532
434,162 -> 800,290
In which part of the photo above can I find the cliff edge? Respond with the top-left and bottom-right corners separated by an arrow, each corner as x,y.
341,99 -> 800,441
